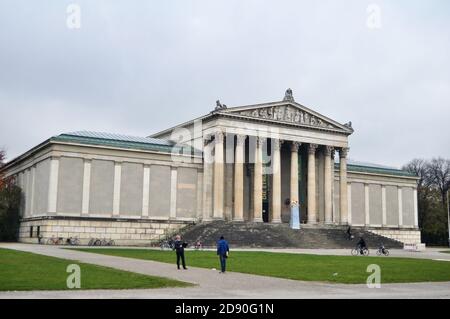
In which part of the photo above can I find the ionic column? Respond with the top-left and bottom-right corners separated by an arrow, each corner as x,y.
271,139 -> 282,223
233,134 -> 246,221
253,137 -> 264,222
339,147 -> 349,224
324,146 -> 334,224
307,144 -> 318,224
290,142 -> 301,205
202,136 -> 214,221
213,131 -> 225,219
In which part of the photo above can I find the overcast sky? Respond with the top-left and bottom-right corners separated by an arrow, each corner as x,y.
0,0 -> 449,167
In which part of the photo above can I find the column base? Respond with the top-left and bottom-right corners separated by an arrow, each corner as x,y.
307,221 -> 318,225
271,219 -> 282,224
252,218 -> 263,223
233,217 -> 244,222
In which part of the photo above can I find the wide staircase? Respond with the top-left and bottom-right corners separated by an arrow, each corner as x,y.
179,221 -> 403,249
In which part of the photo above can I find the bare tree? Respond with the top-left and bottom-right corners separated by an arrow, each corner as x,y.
428,158 -> 450,205
0,149 -> 5,167
403,159 -> 432,189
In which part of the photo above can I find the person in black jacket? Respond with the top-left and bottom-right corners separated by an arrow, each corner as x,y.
173,235 -> 188,270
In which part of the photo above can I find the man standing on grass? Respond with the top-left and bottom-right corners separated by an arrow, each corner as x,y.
173,235 -> 188,270
217,236 -> 229,273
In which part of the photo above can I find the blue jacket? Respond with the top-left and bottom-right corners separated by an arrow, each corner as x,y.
217,239 -> 229,256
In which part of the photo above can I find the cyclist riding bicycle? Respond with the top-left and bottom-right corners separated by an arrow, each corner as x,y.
357,236 -> 367,255
379,242 -> 386,254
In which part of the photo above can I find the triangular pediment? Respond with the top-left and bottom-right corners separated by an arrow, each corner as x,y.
219,101 -> 353,133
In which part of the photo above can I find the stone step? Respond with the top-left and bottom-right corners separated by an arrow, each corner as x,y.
179,221 -> 404,249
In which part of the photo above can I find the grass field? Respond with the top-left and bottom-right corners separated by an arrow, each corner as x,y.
74,248 -> 450,284
0,248 -> 190,291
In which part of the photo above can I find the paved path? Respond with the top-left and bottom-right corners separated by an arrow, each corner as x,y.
1,243 -> 449,299
70,245 -> 450,261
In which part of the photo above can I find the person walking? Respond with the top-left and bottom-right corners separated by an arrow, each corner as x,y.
173,235 -> 188,270
216,236 -> 229,273
346,226 -> 353,240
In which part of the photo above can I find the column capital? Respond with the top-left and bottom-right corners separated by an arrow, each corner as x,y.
324,145 -> 334,156
203,134 -> 213,146
256,136 -> 265,148
291,141 -> 301,152
236,134 -> 246,146
339,147 -> 349,158
307,143 -> 318,155
214,131 -> 224,144
272,139 -> 283,151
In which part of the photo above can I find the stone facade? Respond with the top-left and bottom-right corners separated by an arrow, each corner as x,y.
369,229 -> 422,245
19,217 -> 188,246
2,91 -> 422,246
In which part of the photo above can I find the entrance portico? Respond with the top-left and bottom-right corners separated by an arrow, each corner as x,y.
204,133 -> 350,225
198,90 -> 354,225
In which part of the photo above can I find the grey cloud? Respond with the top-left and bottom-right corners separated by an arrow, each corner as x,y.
0,0 -> 449,167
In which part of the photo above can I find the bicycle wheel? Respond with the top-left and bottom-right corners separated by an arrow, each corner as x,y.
376,250 -> 381,256
363,248 -> 370,256
46,238 -> 54,245
94,239 -> 101,246
109,240 -> 115,246
384,249 -> 389,256
74,239 -> 80,246
88,239 -> 94,246
351,249 -> 358,256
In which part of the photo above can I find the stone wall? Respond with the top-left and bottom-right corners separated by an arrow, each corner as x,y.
18,218 -> 191,246
369,228 -> 421,245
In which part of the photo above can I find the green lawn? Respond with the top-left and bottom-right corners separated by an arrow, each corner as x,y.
0,248 -> 190,291
440,251 -> 450,254
74,248 -> 450,284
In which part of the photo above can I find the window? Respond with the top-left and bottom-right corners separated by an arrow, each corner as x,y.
29,226 -> 33,238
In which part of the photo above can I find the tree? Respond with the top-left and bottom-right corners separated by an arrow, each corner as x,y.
428,158 -> 450,206
404,158 -> 450,246
0,149 -> 21,241
0,149 -> 5,165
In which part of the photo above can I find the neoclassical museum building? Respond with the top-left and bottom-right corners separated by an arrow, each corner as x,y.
1,90 -> 422,245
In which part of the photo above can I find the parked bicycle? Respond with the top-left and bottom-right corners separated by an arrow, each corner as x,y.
101,238 -> 115,246
46,236 -> 64,245
351,246 -> 370,256
88,238 -> 115,246
66,237 -> 81,246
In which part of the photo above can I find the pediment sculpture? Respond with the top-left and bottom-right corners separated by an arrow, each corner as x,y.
238,105 -> 337,129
